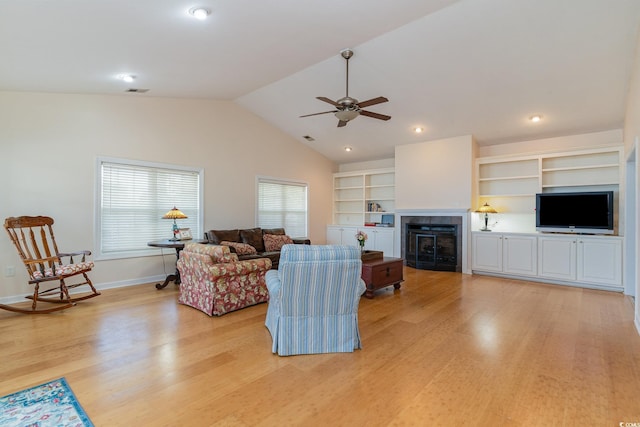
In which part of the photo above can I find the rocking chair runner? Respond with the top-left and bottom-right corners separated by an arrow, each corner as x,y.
3,216 -> 101,314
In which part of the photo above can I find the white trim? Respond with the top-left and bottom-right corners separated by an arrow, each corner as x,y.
0,275 -> 166,306
255,175 -> 309,238
94,156 -> 204,260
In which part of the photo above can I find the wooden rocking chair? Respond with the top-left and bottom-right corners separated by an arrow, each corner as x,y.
3,216 -> 101,314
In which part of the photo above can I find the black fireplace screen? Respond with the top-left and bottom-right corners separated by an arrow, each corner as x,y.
405,224 -> 457,271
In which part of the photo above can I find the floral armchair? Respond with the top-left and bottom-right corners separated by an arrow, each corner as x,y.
177,243 -> 272,316
265,244 -> 366,355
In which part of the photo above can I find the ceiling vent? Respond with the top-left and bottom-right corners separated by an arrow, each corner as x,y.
125,88 -> 149,93
303,135 -> 315,142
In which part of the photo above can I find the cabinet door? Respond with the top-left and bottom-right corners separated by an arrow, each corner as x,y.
503,235 -> 537,276
326,226 -> 343,245
327,226 -> 359,246
538,236 -> 576,281
577,238 -> 622,286
370,228 -> 395,256
472,233 -> 503,272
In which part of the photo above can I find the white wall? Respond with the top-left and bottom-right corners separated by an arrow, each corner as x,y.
338,158 -> 394,172
0,92 -> 335,300
478,129 -> 622,158
395,135 -> 475,210
623,29 -> 640,333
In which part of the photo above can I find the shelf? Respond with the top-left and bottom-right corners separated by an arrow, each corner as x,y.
479,175 -> 538,182
476,145 -> 621,220
542,164 -> 618,173
542,182 -> 619,189
479,193 -> 536,198
333,168 -> 395,226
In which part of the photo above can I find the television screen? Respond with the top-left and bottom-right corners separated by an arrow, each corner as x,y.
536,191 -> 614,234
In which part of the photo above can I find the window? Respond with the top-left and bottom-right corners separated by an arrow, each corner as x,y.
257,178 -> 308,238
96,157 -> 203,259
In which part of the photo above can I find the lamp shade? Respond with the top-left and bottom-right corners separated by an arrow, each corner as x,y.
475,203 -> 497,214
162,207 -> 188,220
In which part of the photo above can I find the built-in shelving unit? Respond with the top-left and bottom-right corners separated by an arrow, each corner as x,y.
331,168 -> 396,256
478,158 -> 539,197
472,145 -> 624,292
333,168 -> 395,226
476,146 -> 622,215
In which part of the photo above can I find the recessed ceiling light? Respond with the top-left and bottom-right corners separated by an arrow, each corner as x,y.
344,146 -> 353,152
189,7 -> 211,20
414,127 -> 424,133
117,74 -> 135,83
529,114 -> 543,123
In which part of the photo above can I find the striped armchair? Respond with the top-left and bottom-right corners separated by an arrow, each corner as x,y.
265,244 -> 366,356
177,243 -> 272,316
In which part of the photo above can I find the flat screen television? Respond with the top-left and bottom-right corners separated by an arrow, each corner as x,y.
535,191 -> 614,234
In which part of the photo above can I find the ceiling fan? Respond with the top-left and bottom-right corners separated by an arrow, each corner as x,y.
300,49 -> 391,128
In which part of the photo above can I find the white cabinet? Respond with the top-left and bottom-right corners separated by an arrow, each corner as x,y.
360,227 -> 395,257
538,235 -> 622,287
326,225 -> 395,256
538,236 -> 577,281
472,232 -> 536,276
474,232 -> 622,289
502,234 -> 537,276
472,233 -> 503,272
576,237 -> 622,286
326,225 -> 358,246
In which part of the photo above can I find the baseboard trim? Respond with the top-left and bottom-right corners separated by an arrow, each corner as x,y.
0,274 -> 166,306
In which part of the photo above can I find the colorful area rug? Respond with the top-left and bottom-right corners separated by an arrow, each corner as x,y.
0,377 -> 93,427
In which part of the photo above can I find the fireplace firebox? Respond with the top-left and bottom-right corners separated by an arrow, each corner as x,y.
405,224 -> 457,271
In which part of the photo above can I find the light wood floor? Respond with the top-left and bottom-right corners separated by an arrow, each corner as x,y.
1,268 -> 639,426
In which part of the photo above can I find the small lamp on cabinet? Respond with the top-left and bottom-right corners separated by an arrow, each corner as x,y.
476,202 -> 497,231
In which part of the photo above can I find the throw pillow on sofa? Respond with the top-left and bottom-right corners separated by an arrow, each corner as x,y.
220,241 -> 257,255
263,234 -> 294,252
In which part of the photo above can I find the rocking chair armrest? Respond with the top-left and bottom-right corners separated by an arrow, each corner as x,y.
57,250 -> 92,263
57,250 -> 92,257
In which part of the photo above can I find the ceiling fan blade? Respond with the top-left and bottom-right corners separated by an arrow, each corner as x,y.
357,96 -> 389,108
317,96 -> 340,107
360,110 -> 391,121
300,110 -> 336,118
337,120 -> 348,127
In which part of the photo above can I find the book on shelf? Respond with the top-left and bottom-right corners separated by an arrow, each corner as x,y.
366,201 -> 383,212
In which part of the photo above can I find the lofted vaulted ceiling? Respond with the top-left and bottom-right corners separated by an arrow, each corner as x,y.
1,0 -> 639,163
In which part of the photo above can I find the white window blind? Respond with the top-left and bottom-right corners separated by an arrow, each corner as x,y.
257,178 -> 308,238
97,158 -> 202,259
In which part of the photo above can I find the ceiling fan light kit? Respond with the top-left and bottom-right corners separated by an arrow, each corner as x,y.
300,49 -> 391,127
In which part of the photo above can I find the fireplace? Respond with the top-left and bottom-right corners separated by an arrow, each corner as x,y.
400,214 -> 464,272
405,224 -> 457,271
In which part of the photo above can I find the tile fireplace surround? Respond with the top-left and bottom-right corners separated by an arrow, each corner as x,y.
395,210 -> 470,274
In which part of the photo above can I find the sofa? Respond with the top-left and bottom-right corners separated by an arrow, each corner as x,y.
204,227 -> 310,269
177,242 -> 272,316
